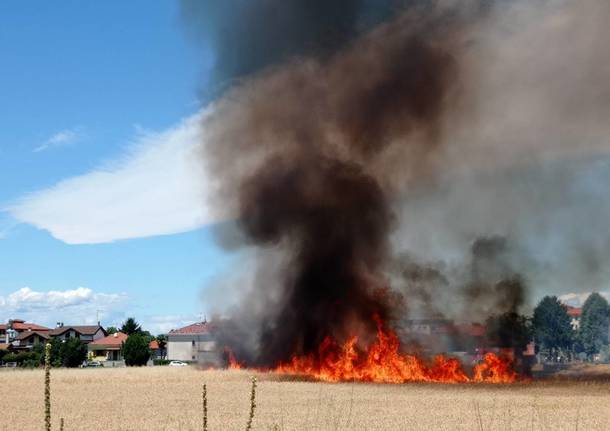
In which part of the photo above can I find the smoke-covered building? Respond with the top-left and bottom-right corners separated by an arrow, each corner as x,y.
167,321 -> 220,365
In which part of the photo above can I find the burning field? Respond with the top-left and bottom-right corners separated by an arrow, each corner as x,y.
229,316 -> 518,384
186,0 -> 610,385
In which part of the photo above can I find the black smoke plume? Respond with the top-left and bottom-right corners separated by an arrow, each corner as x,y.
186,0 -> 610,365
199,5 -> 469,365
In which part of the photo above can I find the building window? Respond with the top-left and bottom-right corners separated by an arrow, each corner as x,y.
192,340 -> 195,346
192,355 -> 195,361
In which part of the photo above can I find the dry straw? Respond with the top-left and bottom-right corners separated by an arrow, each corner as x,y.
245,375 -> 257,431
202,383 -> 208,431
44,343 -> 52,431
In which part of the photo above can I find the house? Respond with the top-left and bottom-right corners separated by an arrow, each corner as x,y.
452,322 -> 486,353
88,332 -> 128,362
11,331 -> 51,350
149,340 -> 165,360
398,318 -> 457,353
565,306 -> 582,330
50,324 -> 106,344
1,319 -> 50,343
167,321 -> 220,365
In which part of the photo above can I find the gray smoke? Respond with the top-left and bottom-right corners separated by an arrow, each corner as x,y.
188,0 -> 610,362
180,0 -> 413,87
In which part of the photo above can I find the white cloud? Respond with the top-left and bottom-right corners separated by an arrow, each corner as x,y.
34,128 -> 82,153
8,111 -> 218,244
0,287 -> 128,326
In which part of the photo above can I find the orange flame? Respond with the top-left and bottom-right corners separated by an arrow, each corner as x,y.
224,347 -> 243,370
272,316 -> 518,384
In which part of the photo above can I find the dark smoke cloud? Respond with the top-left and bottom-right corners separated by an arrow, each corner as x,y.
393,236 -> 526,323
200,6 -> 467,364
180,0 -> 362,83
193,0 -> 610,364
180,0 -> 458,86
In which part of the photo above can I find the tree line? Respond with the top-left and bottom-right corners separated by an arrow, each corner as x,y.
485,293 -> 610,362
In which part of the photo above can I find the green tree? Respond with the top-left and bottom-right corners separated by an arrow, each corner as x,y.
60,338 -> 88,367
123,333 -> 151,366
532,296 -> 573,357
485,311 -> 531,352
106,326 -> 118,335
120,317 -> 142,335
32,342 -> 47,366
579,293 -> 610,358
48,337 -> 64,367
156,334 -> 167,349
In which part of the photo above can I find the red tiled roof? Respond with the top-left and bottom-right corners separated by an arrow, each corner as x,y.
454,323 -> 486,337
566,306 -> 582,318
169,322 -> 214,335
0,322 -> 50,332
89,332 -> 128,347
149,340 -> 160,350
16,331 -> 50,341
0,343 -> 10,350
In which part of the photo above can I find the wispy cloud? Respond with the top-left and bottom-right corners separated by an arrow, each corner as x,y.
0,287 -> 128,326
8,111 -> 218,244
34,127 -> 82,153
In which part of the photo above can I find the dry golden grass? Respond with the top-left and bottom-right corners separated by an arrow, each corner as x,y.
1,366 -> 610,430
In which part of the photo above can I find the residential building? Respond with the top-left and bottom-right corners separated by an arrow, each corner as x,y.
167,321 -> 220,365
149,340 -> 165,360
398,318 -> 457,353
11,331 -> 50,350
50,324 -> 106,344
401,318 -> 453,336
1,319 -> 50,343
88,332 -> 128,362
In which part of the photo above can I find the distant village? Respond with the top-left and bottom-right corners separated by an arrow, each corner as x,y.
1,294 -> 608,369
0,318 -> 218,367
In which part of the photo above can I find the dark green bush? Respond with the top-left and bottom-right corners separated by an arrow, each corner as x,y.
3,352 -> 18,363
123,334 -> 151,366
153,359 -> 170,366
60,338 -> 88,368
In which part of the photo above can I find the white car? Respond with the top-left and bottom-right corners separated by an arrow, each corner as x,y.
168,360 -> 188,367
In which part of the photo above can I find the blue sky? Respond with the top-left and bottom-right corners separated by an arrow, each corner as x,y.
0,1 -> 234,333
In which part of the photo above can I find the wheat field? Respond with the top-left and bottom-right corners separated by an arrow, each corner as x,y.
1,367 -> 609,431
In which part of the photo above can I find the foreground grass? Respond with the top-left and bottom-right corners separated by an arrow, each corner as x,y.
1,367 -> 609,430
